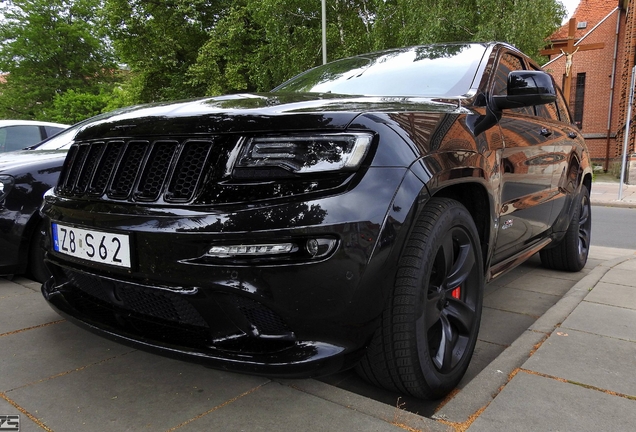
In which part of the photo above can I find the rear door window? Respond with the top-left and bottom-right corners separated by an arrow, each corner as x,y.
0,125 -> 44,152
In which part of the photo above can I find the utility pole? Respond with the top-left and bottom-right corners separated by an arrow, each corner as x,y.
322,0 -> 327,64
619,66 -> 636,200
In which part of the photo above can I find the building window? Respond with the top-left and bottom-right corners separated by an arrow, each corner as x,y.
573,73 -> 586,128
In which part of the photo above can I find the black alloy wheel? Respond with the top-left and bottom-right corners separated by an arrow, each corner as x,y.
356,198 -> 484,399
540,184 -> 591,272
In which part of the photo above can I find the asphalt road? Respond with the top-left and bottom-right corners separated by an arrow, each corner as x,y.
591,205 -> 636,250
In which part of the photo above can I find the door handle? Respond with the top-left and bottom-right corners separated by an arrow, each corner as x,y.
540,128 -> 552,137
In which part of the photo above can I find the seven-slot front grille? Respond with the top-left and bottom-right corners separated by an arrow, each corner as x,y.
57,138 -> 216,203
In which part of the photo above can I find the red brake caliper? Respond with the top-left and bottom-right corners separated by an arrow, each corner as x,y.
451,286 -> 461,299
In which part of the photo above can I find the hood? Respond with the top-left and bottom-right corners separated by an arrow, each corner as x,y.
0,149 -> 68,174
75,93 -> 466,140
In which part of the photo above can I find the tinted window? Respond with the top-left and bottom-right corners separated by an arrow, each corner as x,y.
44,125 -> 66,137
535,102 -> 560,121
0,125 -> 43,152
493,53 -> 534,116
555,88 -> 572,124
273,44 -> 487,97
530,64 -> 567,123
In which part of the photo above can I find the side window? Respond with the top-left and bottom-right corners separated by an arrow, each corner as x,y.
535,101 -> 560,121
493,53 -> 534,116
0,125 -> 43,152
530,64 -> 572,123
555,89 -> 572,124
44,126 -> 66,138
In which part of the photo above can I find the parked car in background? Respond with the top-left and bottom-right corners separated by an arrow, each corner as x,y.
0,111 -> 131,282
40,42 -> 592,399
0,120 -> 69,153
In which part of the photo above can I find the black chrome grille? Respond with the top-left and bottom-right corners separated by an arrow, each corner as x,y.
91,141 -> 124,195
135,140 -> 177,201
76,142 -> 106,192
167,141 -> 213,202
57,138 -> 215,203
109,140 -> 149,199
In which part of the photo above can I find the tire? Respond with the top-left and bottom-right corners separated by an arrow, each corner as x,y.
356,198 -> 484,399
540,184 -> 591,272
28,220 -> 52,283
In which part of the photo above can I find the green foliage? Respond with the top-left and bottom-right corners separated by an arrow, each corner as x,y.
49,89 -> 112,124
371,0 -> 479,48
187,1 -> 317,94
0,0 -> 567,111
102,0 -> 230,103
473,0 -> 565,63
0,0 -> 118,120
186,0 -> 566,97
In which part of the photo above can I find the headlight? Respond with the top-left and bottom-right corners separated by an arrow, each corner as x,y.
0,175 -> 15,202
232,133 -> 372,178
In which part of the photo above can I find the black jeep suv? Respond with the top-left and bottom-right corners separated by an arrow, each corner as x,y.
40,42 -> 591,399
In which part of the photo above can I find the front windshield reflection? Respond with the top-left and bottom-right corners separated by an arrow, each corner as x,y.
274,44 -> 487,98
35,126 -> 79,151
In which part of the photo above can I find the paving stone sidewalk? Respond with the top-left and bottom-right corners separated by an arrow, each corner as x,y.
1,248 -> 635,431
590,181 -> 636,207
438,250 -> 636,431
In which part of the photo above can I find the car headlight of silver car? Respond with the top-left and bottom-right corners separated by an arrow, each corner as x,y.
231,133 -> 373,178
0,175 -> 15,202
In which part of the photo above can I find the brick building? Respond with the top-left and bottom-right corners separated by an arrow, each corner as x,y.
543,0 -> 634,173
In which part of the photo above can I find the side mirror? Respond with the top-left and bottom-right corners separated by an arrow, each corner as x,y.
493,70 -> 557,110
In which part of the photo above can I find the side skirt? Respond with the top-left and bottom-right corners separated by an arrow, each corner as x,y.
486,237 -> 552,281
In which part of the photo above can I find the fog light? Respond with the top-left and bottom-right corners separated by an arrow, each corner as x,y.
207,243 -> 295,257
305,238 -> 337,258
306,239 -> 319,256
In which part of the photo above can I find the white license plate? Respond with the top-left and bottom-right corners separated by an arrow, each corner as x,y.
52,223 -> 131,268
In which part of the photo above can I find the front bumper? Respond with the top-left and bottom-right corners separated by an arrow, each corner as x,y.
42,276 -> 356,378
40,166 -> 426,376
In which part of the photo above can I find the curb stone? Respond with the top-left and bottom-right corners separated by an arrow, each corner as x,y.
432,254 -> 633,425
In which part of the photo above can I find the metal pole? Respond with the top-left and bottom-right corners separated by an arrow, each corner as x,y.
322,0 -> 327,64
619,65 -> 636,201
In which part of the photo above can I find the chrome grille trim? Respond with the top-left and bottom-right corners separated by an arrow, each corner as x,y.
57,138 -> 215,204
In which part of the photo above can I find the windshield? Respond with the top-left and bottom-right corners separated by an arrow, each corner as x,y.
34,125 -> 80,150
33,109 -> 132,151
273,44 -> 487,98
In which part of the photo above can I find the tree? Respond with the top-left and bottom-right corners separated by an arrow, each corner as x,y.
472,0 -> 565,60
187,0 -> 565,97
49,89 -> 113,124
102,0 -> 230,103
188,0 -> 378,95
0,0 -> 566,116
0,0 -> 118,121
